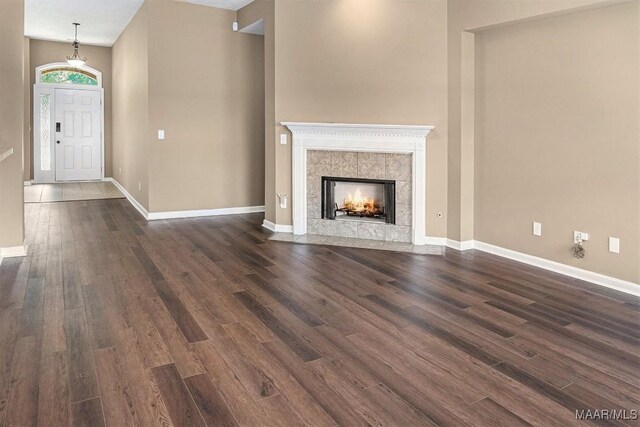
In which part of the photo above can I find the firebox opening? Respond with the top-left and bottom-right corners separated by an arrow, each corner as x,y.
321,176 -> 396,224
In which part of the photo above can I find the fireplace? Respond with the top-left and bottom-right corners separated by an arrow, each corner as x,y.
282,122 -> 434,244
321,177 -> 395,224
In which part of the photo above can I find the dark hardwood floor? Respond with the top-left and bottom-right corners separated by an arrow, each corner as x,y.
0,198 -> 638,426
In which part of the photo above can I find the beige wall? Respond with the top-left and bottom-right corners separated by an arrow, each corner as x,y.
0,0 -> 25,249
447,0 -> 622,242
112,2 -> 150,209
238,0 -> 275,223
27,39 -> 113,180
272,0 -> 449,236
146,0 -> 265,212
112,0 -> 265,213
474,1 -> 639,283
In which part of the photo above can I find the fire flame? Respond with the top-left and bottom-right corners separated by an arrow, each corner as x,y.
344,188 -> 377,213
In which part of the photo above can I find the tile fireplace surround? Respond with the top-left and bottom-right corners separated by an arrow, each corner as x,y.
308,151 -> 412,242
282,122 -> 434,245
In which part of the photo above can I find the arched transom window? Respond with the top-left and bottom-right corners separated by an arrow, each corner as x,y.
35,63 -> 102,87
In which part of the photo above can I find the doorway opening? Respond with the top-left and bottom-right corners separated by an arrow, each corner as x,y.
33,63 -> 104,183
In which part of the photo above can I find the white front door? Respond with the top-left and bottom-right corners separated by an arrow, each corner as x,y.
55,89 -> 102,181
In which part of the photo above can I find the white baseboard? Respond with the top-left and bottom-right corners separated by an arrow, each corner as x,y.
262,220 -> 293,233
149,206 -> 265,220
24,180 -> 32,186
441,238 -> 638,297
425,236 -> 447,246
446,239 -> 475,251
110,178 -> 264,222
0,242 -> 29,266
109,178 -> 150,220
472,241 -> 639,297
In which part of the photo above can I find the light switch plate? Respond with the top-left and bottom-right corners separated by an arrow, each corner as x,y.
533,222 -> 542,236
609,237 -> 620,253
280,134 -> 288,145
158,130 -> 165,140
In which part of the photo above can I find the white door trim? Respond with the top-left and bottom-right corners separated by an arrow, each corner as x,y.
33,82 -> 104,183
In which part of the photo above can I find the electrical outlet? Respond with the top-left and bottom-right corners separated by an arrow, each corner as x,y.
533,222 -> 542,236
158,130 -> 165,140
609,237 -> 620,253
138,182 -> 141,191
280,134 -> 288,145
277,193 -> 288,209
574,231 -> 589,244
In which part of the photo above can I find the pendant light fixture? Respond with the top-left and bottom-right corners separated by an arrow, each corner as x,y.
66,23 -> 87,67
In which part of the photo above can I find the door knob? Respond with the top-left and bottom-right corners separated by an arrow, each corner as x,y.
56,140 -> 60,144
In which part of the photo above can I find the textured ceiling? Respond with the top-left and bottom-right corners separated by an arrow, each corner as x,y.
25,0 -> 254,46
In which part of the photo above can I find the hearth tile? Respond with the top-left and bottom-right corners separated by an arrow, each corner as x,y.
395,203 -> 411,226
385,153 -> 412,181
324,237 -> 357,247
385,225 -> 412,243
357,152 -> 386,179
297,234 -> 328,244
396,181 -> 411,204
307,178 -> 322,198
412,245 -> 444,255
307,219 -> 325,234
331,151 -> 358,178
357,222 -> 386,240
333,220 -> 358,238
269,233 -> 298,242
307,197 -> 321,219
307,150 -> 332,178
383,241 -> 414,252
352,239 -> 385,249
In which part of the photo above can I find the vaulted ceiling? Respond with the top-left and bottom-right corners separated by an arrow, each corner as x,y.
25,0 -> 254,46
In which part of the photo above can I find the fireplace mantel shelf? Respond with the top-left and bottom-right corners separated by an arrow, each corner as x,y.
283,122 -> 434,245
282,122 -> 434,138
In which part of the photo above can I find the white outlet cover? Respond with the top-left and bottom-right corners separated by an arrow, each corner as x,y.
158,130 -> 165,140
609,237 -> 620,253
574,231 -> 589,243
280,134 -> 288,145
533,222 -> 542,236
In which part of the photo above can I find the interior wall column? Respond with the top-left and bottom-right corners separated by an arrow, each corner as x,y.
0,0 -> 26,256
459,30 -> 475,242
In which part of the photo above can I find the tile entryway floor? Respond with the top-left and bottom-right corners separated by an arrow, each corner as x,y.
24,181 -> 125,203
268,232 -> 444,255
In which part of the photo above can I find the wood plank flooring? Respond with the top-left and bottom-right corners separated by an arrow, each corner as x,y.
0,198 -> 638,426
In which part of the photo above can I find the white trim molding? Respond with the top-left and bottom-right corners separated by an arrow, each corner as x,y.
425,236 -> 447,246
446,239 -> 475,251
108,178 -> 150,220
109,178 -> 265,221
262,220 -> 294,233
443,239 -> 639,297
35,62 -> 103,88
472,241 -> 640,297
282,122 -> 434,245
0,242 -> 29,266
148,206 -> 265,221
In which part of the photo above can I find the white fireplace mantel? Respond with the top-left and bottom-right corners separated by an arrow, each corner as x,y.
282,122 -> 434,245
